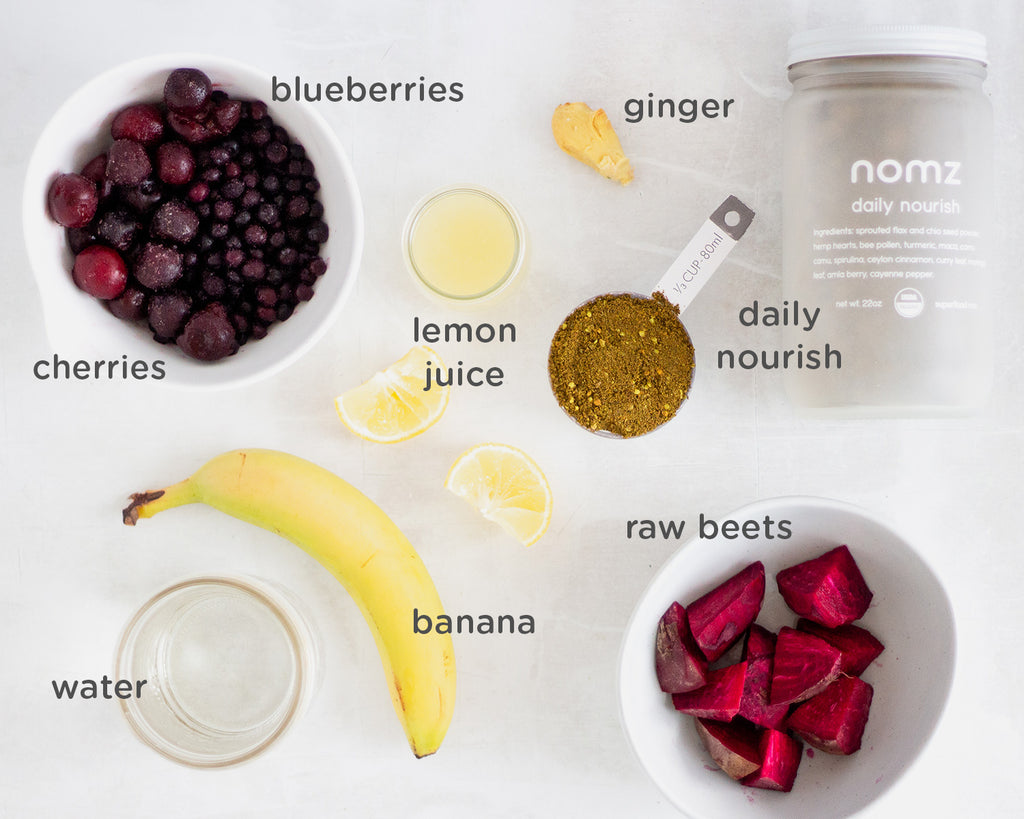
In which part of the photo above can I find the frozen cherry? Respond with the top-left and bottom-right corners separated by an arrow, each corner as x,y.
111,103 -> 164,145
177,303 -> 239,361
106,139 -> 152,185
121,178 -> 163,212
212,98 -> 242,135
156,141 -> 195,185
135,243 -> 183,289
147,291 -> 192,340
79,154 -> 108,184
72,245 -> 127,299
65,227 -> 97,254
47,173 -> 98,228
108,287 -> 148,321
167,111 -> 213,144
151,200 -> 199,244
95,209 -> 140,251
163,68 -> 212,115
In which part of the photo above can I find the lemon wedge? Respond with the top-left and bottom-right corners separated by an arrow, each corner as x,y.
335,346 -> 449,443
445,443 -> 553,547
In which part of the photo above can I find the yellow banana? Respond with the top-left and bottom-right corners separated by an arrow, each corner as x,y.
121,448 -> 455,758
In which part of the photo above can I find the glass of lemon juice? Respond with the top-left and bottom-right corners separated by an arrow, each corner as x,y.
403,185 -> 526,303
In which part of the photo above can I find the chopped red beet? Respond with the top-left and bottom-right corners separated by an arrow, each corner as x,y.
743,623 -> 777,660
776,545 -> 873,628
739,654 -> 790,730
687,561 -> 766,662
655,601 -> 709,694
796,618 -> 885,676
672,661 -> 748,721
787,676 -> 874,755
741,729 -> 803,792
769,627 -> 842,706
695,717 -> 762,780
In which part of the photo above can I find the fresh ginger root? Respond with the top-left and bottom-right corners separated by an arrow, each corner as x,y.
552,102 -> 633,185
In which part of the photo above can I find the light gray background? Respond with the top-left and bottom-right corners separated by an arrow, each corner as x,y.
2,1 -> 1021,816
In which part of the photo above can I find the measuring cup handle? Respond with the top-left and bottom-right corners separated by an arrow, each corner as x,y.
711,196 -> 756,241
655,195 -> 756,314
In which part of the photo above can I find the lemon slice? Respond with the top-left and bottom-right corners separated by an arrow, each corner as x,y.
335,346 -> 449,443
445,443 -> 553,546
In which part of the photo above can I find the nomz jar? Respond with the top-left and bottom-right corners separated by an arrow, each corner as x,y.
782,25 -> 993,416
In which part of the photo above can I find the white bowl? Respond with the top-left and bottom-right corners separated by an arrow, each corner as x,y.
23,54 -> 363,389
618,496 -> 955,818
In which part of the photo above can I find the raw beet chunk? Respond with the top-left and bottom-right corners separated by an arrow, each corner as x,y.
739,654 -> 789,730
655,602 -> 708,694
694,717 -> 762,781
787,676 -> 874,755
686,561 -> 766,662
776,545 -> 873,628
672,662 -> 747,721
741,729 -> 803,792
796,618 -> 885,677
743,623 -> 776,660
769,627 -> 842,706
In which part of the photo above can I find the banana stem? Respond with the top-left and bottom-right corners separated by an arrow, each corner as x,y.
122,479 -> 197,525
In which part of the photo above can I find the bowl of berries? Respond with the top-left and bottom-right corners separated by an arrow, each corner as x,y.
24,54 -> 363,388
618,496 -> 956,817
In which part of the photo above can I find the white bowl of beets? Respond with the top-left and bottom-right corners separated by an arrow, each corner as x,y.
618,496 -> 955,818
24,55 -> 363,388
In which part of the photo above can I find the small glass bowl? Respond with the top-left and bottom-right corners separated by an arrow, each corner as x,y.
402,184 -> 526,304
115,575 -> 320,768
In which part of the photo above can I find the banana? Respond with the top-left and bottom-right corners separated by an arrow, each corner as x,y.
122,448 -> 455,758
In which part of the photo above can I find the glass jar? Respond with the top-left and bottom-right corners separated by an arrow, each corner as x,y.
782,25 -> 993,416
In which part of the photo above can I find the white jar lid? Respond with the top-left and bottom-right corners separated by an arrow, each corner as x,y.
788,24 -> 987,67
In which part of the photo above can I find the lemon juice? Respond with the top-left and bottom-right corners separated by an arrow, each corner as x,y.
404,186 -> 525,302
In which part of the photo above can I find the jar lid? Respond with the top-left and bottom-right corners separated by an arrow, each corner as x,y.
788,24 -> 987,67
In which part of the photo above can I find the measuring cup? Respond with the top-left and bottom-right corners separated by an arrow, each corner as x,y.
548,195 -> 755,438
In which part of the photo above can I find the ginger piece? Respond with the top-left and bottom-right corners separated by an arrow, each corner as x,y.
552,102 -> 633,185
